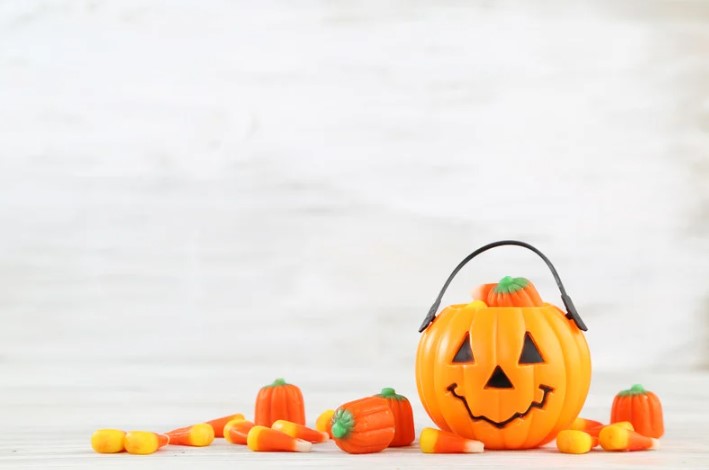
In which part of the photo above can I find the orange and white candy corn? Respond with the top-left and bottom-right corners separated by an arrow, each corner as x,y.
225,419 -> 255,445
205,413 -> 245,438
91,429 -> 126,453
556,430 -> 597,454
247,425 -> 312,452
272,420 -> 329,443
123,431 -> 169,455
419,428 -> 484,454
315,409 -> 335,438
166,423 -> 214,447
599,426 -> 658,451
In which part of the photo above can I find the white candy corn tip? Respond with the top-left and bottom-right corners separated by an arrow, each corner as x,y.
464,440 -> 485,453
650,438 -> 660,450
294,439 -> 312,452
320,431 -> 330,442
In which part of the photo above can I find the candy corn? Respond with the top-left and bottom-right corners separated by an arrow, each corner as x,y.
205,413 -> 245,438
91,429 -> 126,453
419,428 -> 484,454
587,421 -> 634,438
608,421 -> 634,431
571,419 -> 633,438
123,431 -> 169,455
599,426 -> 659,452
315,409 -> 335,439
247,425 -> 312,452
556,430 -> 597,454
570,417 -> 604,434
272,420 -> 329,443
225,419 -> 255,445
165,423 -> 214,447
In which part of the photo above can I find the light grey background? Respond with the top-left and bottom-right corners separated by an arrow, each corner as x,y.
1,0 -> 708,406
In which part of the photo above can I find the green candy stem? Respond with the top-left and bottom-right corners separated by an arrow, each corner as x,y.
494,276 -> 529,294
271,378 -> 286,386
618,384 -> 647,396
377,387 -> 406,400
331,409 -> 354,439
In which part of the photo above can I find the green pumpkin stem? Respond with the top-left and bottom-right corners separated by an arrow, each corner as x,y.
331,408 -> 354,439
271,378 -> 287,386
618,384 -> 647,396
494,276 -> 530,294
377,387 -> 406,400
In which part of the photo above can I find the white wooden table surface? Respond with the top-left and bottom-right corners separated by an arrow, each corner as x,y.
1,366 -> 707,469
1,1 -> 709,469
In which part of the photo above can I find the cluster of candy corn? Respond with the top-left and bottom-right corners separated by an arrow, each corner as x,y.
222,417 -> 327,452
556,417 -> 659,454
91,413 -> 242,455
92,378 -> 663,458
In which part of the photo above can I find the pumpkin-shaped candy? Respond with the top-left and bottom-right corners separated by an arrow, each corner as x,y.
611,384 -> 664,438
331,397 -> 395,454
254,378 -> 305,426
375,388 -> 415,447
486,276 -> 544,307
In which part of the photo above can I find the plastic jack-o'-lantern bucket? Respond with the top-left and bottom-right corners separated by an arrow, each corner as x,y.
416,240 -> 591,450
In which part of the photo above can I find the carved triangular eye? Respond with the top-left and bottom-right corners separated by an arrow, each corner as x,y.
452,333 -> 474,363
519,332 -> 544,364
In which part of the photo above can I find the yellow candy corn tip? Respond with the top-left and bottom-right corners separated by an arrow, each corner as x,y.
315,410 -> 335,432
610,421 -> 634,431
570,417 -> 600,431
599,426 -> 629,451
246,426 -> 267,450
466,300 -> 487,309
271,420 -> 297,436
189,423 -> 215,446
419,428 -> 437,453
223,418 -> 246,434
124,432 -> 160,455
91,429 -> 125,453
556,430 -> 593,454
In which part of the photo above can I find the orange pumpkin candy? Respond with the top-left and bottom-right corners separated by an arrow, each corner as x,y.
416,241 -> 591,450
254,378 -> 305,426
486,276 -> 544,307
611,384 -> 664,438
331,397 -> 395,454
375,388 -> 415,447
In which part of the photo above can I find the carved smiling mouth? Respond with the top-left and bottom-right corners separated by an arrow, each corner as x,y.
447,383 -> 554,429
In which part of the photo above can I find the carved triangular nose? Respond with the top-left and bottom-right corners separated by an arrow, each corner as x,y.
485,365 -> 513,389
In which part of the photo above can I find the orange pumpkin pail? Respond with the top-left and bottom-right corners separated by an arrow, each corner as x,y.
415,240 -> 591,450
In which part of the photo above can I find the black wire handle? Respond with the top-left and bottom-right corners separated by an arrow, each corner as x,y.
418,240 -> 588,333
